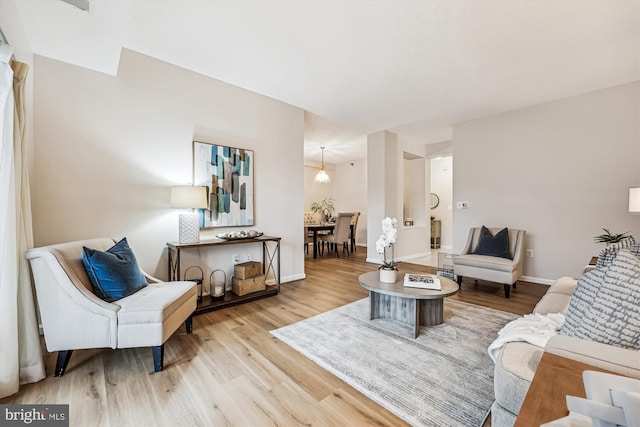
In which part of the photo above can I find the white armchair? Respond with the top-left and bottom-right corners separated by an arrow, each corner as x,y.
25,238 -> 197,376
453,227 -> 526,298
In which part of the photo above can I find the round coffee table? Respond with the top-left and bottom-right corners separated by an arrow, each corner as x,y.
358,270 -> 459,338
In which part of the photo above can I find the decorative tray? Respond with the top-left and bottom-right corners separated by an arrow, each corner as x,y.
216,232 -> 263,241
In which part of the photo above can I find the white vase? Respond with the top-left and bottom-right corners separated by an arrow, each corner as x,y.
379,268 -> 397,284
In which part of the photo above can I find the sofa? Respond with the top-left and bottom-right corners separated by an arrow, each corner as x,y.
491,274 -> 640,427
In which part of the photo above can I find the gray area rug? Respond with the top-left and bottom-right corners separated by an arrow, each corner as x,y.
271,298 -> 519,427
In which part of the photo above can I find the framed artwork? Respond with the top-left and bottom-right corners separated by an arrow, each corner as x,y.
193,141 -> 255,228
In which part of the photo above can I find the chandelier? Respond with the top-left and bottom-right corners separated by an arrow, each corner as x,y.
314,146 -> 331,184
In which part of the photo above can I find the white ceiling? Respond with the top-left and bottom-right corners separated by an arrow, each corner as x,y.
5,0 -> 640,164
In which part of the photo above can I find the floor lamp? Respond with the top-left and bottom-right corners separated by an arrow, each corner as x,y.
171,186 -> 208,243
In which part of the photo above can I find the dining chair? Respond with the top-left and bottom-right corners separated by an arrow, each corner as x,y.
350,211 -> 360,251
304,211 -> 320,225
320,212 -> 354,257
304,226 -> 317,254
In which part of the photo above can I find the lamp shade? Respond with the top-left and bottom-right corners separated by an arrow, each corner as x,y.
314,146 -> 331,184
314,169 -> 331,184
630,187 -> 640,213
170,186 -> 208,209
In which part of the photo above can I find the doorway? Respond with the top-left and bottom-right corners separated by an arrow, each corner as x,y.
429,155 -> 453,265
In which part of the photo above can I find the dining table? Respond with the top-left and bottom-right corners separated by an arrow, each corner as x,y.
306,223 -> 354,259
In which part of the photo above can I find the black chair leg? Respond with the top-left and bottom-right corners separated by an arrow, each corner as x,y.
185,316 -> 193,333
503,283 -> 511,298
512,282 -> 517,289
152,345 -> 164,372
456,276 -> 463,286
55,350 -> 74,377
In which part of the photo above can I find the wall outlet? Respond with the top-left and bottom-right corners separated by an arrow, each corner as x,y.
526,249 -> 534,258
456,201 -> 470,209
232,254 -> 240,264
245,253 -> 252,262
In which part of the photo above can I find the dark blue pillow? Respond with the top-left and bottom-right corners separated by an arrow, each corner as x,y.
82,238 -> 148,302
473,226 -> 511,259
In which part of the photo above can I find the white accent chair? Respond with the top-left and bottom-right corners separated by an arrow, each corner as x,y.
453,227 -> 526,298
25,238 -> 197,376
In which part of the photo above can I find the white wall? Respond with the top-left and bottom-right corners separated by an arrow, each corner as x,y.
453,81 -> 640,282
430,156 -> 453,249
32,49 -> 305,283
366,131 -> 394,263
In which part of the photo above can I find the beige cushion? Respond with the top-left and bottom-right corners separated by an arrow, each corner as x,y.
545,335 -> 640,379
454,254 -> 517,273
117,281 -> 197,348
116,281 -> 196,325
533,276 -> 577,315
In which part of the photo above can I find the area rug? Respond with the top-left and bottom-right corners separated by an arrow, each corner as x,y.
271,298 -> 519,427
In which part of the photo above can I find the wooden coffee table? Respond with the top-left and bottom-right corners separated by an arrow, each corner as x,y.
358,271 -> 459,338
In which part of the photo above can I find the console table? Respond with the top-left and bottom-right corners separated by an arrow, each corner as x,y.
167,236 -> 281,315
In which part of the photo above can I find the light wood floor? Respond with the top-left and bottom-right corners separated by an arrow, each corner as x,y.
2,248 -> 548,426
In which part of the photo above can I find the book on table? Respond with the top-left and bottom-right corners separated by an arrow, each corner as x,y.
403,273 -> 441,290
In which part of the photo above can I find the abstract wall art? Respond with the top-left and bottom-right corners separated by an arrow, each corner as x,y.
193,141 -> 254,227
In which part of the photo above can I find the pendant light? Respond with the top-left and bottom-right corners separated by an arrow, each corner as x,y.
314,146 -> 331,184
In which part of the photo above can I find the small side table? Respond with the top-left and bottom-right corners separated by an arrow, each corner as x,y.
514,353 -> 613,426
430,220 -> 441,249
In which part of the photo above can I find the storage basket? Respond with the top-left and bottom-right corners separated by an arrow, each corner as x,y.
232,274 -> 266,296
233,261 -> 262,279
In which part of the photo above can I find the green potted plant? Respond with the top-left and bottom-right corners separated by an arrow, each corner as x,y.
310,197 -> 336,223
593,228 -> 630,245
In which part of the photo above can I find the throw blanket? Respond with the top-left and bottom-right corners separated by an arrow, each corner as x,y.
488,312 -> 565,363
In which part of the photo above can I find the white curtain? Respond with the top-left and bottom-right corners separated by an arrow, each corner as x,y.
0,43 -> 45,399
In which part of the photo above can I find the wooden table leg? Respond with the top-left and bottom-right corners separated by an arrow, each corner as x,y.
418,299 -> 444,326
413,298 -> 420,338
369,290 -> 376,320
313,230 -> 319,258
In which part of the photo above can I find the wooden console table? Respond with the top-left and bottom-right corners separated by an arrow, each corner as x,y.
515,352 -> 613,426
167,236 -> 281,315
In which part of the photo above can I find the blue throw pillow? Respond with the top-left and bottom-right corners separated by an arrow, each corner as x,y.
82,238 -> 148,302
473,226 -> 511,259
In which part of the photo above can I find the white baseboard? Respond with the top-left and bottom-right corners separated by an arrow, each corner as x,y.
521,275 -> 554,286
281,273 -> 306,283
398,252 -> 431,261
